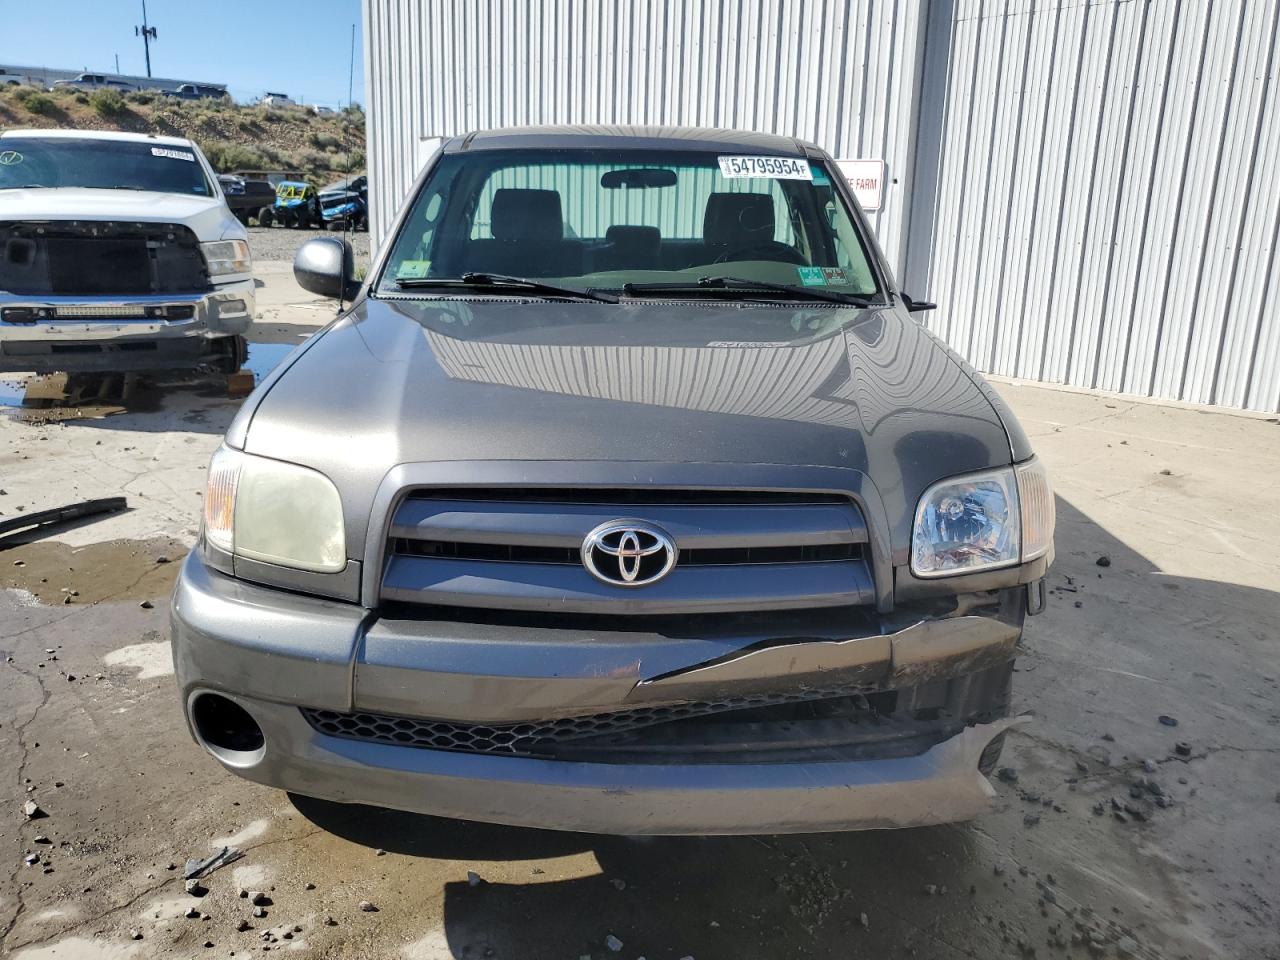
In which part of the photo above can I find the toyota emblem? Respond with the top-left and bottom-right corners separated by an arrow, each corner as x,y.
581,520 -> 677,587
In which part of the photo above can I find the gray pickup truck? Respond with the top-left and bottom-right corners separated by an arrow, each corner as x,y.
171,126 -> 1054,835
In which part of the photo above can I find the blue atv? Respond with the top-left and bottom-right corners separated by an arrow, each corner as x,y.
319,175 -> 368,231
257,181 -> 321,229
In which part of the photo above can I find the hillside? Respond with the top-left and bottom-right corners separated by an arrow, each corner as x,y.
0,85 -> 365,184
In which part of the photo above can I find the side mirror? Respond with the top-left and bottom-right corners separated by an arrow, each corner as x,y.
901,292 -> 937,313
293,237 -> 360,300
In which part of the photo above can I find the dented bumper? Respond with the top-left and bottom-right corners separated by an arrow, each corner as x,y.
172,551 -> 1024,834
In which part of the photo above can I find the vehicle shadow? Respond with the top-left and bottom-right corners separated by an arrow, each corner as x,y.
286,491 -> 1280,959
291,793 -> 984,960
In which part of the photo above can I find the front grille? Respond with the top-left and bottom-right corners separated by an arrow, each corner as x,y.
380,487 -> 876,615
393,537 -> 860,566
302,684 -> 876,758
0,220 -> 209,296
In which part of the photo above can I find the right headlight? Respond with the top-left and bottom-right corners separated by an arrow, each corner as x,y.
911,458 -> 1054,578
203,445 -> 346,573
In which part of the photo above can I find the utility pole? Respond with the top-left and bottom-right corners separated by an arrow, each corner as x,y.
115,54 -> 120,74
135,0 -> 157,78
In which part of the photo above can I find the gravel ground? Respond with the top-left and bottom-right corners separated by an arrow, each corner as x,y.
246,226 -> 372,267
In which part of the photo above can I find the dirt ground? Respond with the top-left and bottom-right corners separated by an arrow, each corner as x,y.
0,262 -> 1277,960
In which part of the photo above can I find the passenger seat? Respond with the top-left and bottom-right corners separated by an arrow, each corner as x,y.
464,188 -> 580,277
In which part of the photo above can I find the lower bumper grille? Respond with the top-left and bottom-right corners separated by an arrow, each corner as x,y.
302,684 -> 876,758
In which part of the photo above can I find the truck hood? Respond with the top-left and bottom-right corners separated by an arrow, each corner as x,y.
0,188 -> 234,241
237,297 -> 1019,559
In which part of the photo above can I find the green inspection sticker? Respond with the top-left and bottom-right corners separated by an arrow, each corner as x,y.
810,164 -> 830,185
395,260 -> 431,279
797,266 -> 827,286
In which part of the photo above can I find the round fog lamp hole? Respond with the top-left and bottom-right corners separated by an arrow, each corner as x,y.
191,692 -> 265,757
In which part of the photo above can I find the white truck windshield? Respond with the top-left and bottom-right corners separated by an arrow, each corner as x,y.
0,137 -> 213,196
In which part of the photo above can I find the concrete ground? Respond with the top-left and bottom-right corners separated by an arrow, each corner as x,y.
0,262 -> 1277,960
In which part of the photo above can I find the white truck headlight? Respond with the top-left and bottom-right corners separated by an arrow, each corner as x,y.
201,239 -> 252,280
911,458 -> 1054,578
203,445 -> 346,573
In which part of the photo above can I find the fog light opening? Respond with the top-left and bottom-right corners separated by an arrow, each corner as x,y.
191,692 -> 265,764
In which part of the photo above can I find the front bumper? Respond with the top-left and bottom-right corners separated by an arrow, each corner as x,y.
171,551 -> 1024,835
0,279 -> 255,373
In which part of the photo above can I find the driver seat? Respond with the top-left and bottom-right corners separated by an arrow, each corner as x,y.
703,193 -> 785,262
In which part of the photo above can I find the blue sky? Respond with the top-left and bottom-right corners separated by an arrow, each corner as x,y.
0,0 -> 364,108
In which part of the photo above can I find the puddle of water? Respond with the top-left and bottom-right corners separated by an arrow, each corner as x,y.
2,538 -> 184,605
242,341 -> 296,383
0,339 -> 297,420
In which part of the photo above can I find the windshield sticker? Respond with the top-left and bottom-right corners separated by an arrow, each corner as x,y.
821,267 -> 848,284
0,150 -> 23,166
809,164 -> 830,185
395,260 -> 432,279
151,147 -> 195,162
717,156 -> 813,180
797,266 -> 827,286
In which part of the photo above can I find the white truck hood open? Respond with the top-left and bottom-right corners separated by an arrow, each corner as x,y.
0,188 -> 237,241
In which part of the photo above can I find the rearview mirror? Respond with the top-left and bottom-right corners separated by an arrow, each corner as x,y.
600,168 -> 678,189
293,237 -> 359,301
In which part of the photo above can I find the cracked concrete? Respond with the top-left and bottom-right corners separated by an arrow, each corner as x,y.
1,264 -> 1278,958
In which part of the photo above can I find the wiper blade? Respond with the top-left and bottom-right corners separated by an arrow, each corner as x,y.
395,272 -> 617,303
623,276 -> 879,307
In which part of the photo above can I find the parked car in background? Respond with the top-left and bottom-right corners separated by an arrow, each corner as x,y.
0,68 -> 42,86
230,169 -> 306,188
258,180 -> 320,229
51,73 -> 135,93
166,83 -> 229,101
172,125 -> 1054,837
318,174 -> 367,231
259,92 -> 297,108
0,129 -> 254,373
218,175 -> 276,225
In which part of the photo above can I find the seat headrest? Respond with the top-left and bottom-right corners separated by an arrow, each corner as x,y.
703,193 -> 776,245
491,188 -> 563,242
605,224 -> 661,255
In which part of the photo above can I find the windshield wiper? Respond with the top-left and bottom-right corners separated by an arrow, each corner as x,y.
395,272 -> 618,303
623,276 -> 879,307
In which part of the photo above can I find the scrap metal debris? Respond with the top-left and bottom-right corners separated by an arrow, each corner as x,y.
0,496 -> 127,547
184,845 -> 244,880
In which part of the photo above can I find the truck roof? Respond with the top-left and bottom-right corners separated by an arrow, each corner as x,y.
449,125 -> 817,156
0,129 -> 197,149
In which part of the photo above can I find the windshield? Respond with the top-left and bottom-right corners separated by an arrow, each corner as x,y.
0,137 -> 213,196
376,148 -> 882,299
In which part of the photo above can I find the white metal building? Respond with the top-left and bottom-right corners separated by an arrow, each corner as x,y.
363,0 -> 1280,413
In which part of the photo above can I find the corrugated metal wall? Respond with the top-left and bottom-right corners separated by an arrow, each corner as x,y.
363,0 -> 928,267
364,0 -> 1280,413
914,0 -> 1280,412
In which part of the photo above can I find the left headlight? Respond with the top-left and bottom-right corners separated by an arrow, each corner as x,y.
203,445 -> 346,573
911,458 -> 1054,578
201,239 -> 253,280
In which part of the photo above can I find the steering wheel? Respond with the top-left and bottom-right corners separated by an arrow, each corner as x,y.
713,242 -> 807,265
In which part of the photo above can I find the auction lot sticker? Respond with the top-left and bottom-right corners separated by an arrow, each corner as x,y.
152,147 -> 195,162
718,156 -> 812,180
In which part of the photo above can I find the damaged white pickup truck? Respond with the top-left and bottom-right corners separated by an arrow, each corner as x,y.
0,130 -> 254,373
